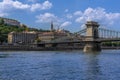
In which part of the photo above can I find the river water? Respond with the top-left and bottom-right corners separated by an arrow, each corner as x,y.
0,50 -> 120,80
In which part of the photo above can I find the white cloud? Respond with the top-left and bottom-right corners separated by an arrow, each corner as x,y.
36,13 -> 72,28
13,1 -> 30,9
0,0 -> 30,10
0,12 -> 8,17
36,13 -> 72,29
0,0 -> 52,16
75,7 -> 120,26
31,1 -> 52,11
66,14 -> 73,19
65,9 -> 69,12
36,13 -> 58,23
42,1 -> 52,10
30,3 -> 41,12
28,0 -> 37,3
60,21 -> 71,27
80,24 -> 86,29
74,11 -> 82,16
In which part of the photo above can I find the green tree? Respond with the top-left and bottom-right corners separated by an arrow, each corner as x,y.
0,18 -> 4,25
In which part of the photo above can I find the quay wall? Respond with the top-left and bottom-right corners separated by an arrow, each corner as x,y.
0,45 -> 83,51
0,45 -> 120,51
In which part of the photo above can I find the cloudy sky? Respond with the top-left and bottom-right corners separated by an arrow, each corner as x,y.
0,0 -> 120,32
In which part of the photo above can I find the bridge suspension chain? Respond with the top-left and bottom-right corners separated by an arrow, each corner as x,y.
98,28 -> 120,39
74,28 -> 87,36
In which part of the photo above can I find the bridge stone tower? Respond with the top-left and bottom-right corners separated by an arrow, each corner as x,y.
83,21 -> 101,52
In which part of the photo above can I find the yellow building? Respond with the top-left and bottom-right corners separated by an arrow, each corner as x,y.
38,31 -> 68,42
38,22 -> 69,42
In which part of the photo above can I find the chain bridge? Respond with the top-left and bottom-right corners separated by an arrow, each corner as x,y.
38,21 -> 120,52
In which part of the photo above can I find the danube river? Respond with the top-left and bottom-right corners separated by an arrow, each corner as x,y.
0,50 -> 120,80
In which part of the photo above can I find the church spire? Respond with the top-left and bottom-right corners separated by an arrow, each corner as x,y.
51,21 -> 54,31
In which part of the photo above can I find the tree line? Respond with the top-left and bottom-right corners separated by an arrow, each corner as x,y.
102,42 -> 120,47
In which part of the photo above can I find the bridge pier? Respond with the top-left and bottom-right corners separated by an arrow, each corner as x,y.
83,41 -> 101,53
83,21 -> 101,53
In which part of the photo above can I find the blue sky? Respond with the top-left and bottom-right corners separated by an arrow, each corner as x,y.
0,0 -> 120,32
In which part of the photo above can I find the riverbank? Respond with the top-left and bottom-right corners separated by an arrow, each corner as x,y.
0,45 -> 120,51
102,46 -> 120,49
0,45 -> 82,51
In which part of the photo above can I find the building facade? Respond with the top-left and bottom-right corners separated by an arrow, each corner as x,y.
8,30 -> 69,44
8,31 -> 37,44
38,31 -> 68,42
7,22 -> 71,44
0,17 -> 20,27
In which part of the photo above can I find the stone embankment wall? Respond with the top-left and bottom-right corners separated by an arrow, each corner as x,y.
0,45 -> 83,51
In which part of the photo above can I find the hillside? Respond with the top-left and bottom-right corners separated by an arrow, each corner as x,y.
0,19 -> 26,43
0,18 -> 50,43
